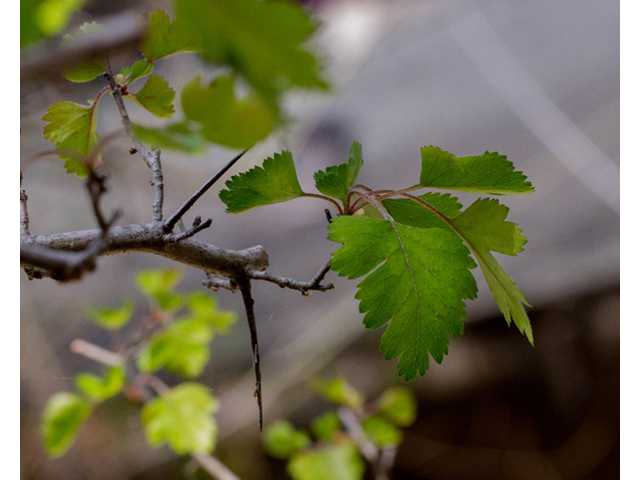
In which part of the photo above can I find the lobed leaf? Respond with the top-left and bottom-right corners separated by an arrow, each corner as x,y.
132,122 -> 206,154
313,141 -> 364,203
182,75 -> 277,149
219,151 -> 305,213
124,75 -> 175,119
84,298 -> 134,330
383,192 -> 463,229
75,365 -> 126,402
263,421 -> 311,460
328,216 -> 478,380
140,9 -> 197,63
42,392 -> 92,458
175,0 -> 328,100
60,22 -> 105,82
419,146 -> 534,195
43,100 -> 101,177
121,60 -> 153,84
287,443 -> 365,480
141,383 -> 219,454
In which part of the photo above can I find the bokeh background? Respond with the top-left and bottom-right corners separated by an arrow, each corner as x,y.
20,0 -> 620,479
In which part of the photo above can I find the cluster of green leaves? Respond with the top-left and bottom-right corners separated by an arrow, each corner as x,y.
42,268 -> 236,458
219,143 -> 535,380
263,377 -> 417,480
41,0 -> 328,176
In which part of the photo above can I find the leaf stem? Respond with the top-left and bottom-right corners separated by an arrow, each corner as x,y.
299,193 -> 343,215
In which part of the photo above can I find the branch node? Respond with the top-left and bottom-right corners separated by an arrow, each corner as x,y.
163,218 -> 212,243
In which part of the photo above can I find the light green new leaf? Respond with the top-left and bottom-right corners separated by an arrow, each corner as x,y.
21,0 -> 86,47
310,411 -> 341,441
449,198 -> 533,342
121,60 -> 153,84
263,421 -> 311,460
84,298 -> 134,330
175,0 -> 328,99
309,377 -> 364,410
383,192 -> 463,229
142,383 -> 219,454
135,268 -> 182,311
362,415 -> 403,447
219,151 -> 305,213
43,100 -> 101,176
132,122 -> 206,154
376,387 -> 417,427
42,392 -> 92,458
187,292 -> 237,334
288,443 -> 365,480
60,22 -> 105,82
182,75 -> 277,148
419,146 -> 534,195
75,365 -> 126,402
313,141 -> 364,203
124,75 -> 175,119
140,9 -> 197,63
137,318 -> 213,378
328,216 -> 478,380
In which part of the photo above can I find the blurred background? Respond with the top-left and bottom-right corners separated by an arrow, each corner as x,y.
20,0 -> 619,479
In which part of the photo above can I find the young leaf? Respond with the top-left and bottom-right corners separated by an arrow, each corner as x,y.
328,216 -> 478,380
309,377 -> 364,410
187,292 -> 237,334
313,141 -> 364,203
141,383 -> 219,454
135,268 -> 182,311
60,22 -> 105,82
263,421 -> 311,460
182,75 -> 277,148
43,100 -> 101,176
287,443 -> 365,480
449,199 -> 533,342
84,298 -> 134,330
419,146 -> 534,195
310,411 -> 342,441
219,151 -> 305,213
137,318 -> 213,378
140,9 -> 197,63
75,365 -> 126,402
124,75 -> 175,119
121,59 -> 153,84
361,415 -> 403,447
175,0 -> 328,100
42,392 -> 92,458
375,387 -> 417,427
132,122 -> 206,154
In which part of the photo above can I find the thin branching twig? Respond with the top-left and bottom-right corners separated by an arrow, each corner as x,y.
246,260 -> 333,296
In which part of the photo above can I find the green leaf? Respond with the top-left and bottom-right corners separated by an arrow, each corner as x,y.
187,292 -> 237,334
219,151 -> 305,213
175,0 -> 328,100
263,421 -> 311,460
182,75 -> 277,149
135,268 -> 183,311
43,100 -> 101,177
42,392 -> 92,458
309,377 -> 364,410
75,365 -> 126,402
310,411 -> 341,441
376,387 -> 417,427
132,122 -> 206,154
313,141 -> 364,203
124,75 -> 175,119
328,216 -> 478,380
362,415 -> 403,447
383,192 -> 463,229
60,22 -> 105,82
141,383 -> 219,454
21,0 -> 86,47
419,146 -> 534,195
84,298 -> 134,330
288,443 -> 365,480
137,318 -> 213,378
121,60 -> 153,84
140,8 -> 197,63
449,199 -> 533,342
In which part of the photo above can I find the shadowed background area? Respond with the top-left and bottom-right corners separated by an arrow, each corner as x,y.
20,0 -> 619,479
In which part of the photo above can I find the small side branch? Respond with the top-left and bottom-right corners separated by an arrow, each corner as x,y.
163,149 -> 249,233
237,277 -> 262,431
163,216 -> 212,243
203,273 -> 239,293
246,260 -> 333,296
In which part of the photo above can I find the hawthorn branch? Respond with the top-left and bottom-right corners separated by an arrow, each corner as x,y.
163,216 -> 213,243
237,277 -> 263,431
104,57 -> 164,223
203,274 -> 239,293
246,260 -> 334,296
